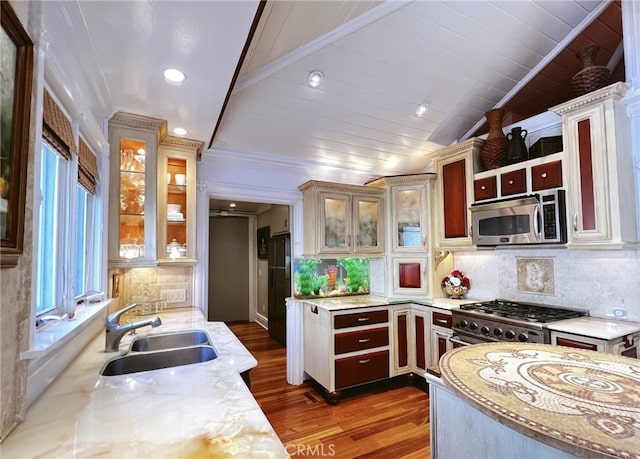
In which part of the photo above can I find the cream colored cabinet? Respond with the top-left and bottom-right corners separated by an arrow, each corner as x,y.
367,174 -> 436,298
299,181 -> 385,256
303,303 -> 390,403
412,306 -> 430,374
392,308 -> 412,376
429,138 -> 484,250
429,310 -> 453,367
270,204 -> 290,235
551,330 -> 640,359
550,82 -> 637,248
108,112 -> 166,266
157,136 -> 202,263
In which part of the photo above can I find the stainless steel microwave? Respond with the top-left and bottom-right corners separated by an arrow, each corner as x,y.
470,189 -> 566,246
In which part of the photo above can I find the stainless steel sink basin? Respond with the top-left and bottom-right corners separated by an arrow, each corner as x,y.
100,345 -> 217,376
129,329 -> 211,352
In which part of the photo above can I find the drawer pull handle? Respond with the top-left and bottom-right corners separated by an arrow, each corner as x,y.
358,317 -> 370,322
508,180 -> 514,185
436,319 -> 448,325
358,359 -> 371,364
358,338 -> 370,343
541,172 -> 548,178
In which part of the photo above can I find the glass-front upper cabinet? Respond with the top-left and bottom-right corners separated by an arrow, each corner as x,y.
157,136 -> 202,263
392,185 -> 428,252
108,112 -> 165,266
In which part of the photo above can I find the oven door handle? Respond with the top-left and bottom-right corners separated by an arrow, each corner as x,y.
450,335 -> 473,347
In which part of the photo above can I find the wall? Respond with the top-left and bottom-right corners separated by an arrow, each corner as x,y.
257,211 -> 270,320
0,1 -> 39,440
452,248 -> 640,321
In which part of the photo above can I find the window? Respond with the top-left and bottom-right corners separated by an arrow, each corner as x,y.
36,141 -> 100,316
36,141 -> 68,315
74,185 -> 88,297
36,90 -> 102,320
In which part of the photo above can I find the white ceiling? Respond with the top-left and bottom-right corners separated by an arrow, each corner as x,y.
39,0 -> 607,180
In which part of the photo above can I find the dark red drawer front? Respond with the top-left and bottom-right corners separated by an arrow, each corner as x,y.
474,176 -> 497,201
334,310 -> 388,329
335,350 -> 389,389
532,160 -> 562,191
335,327 -> 388,354
431,311 -> 452,328
500,169 -> 527,196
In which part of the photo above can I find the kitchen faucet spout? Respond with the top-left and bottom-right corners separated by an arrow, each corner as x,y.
105,303 -> 162,352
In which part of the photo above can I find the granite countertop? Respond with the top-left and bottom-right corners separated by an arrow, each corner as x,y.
297,294 -> 476,312
1,308 -> 288,458
439,342 -> 640,458
547,316 -> 640,340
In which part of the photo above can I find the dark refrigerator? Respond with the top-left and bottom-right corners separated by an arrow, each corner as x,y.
268,233 -> 290,346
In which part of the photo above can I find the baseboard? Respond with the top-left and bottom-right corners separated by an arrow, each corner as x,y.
255,313 -> 268,330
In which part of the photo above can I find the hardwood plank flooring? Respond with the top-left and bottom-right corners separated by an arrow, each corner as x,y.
228,321 -> 431,458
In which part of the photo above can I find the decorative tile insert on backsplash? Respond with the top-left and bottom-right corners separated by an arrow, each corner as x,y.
516,257 -> 556,295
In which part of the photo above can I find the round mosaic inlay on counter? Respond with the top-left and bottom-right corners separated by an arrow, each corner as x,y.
439,343 -> 640,458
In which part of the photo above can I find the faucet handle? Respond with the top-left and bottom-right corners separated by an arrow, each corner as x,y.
106,303 -> 138,327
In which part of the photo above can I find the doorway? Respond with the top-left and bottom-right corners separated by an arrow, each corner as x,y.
208,216 -> 249,321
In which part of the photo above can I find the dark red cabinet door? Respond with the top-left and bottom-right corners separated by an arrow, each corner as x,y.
442,159 -> 468,238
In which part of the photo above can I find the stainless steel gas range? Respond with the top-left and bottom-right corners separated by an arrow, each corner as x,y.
450,299 -> 589,347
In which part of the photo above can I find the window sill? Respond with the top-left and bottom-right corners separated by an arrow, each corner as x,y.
21,299 -> 112,361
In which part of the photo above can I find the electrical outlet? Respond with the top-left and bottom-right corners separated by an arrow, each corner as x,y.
613,308 -> 627,318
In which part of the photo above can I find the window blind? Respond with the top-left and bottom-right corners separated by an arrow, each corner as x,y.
42,89 -> 76,159
78,139 -> 98,194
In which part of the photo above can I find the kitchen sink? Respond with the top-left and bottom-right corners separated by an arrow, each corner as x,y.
129,329 -> 211,352
100,345 -> 217,376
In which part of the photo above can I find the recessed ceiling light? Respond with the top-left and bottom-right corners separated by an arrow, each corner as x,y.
415,103 -> 430,117
163,68 -> 186,85
173,127 -> 188,136
307,70 -> 324,88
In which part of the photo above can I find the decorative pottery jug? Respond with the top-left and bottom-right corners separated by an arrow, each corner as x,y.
479,108 -> 507,170
506,127 -> 528,165
569,45 -> 610,96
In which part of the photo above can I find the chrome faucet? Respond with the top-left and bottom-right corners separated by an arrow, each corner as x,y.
105,303 -> 162,352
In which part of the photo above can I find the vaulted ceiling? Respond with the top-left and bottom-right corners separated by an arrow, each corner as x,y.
42,0 -> 624,182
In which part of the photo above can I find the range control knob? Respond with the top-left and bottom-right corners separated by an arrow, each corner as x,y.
493,328 -> 503,337
505,330 -> 516,340
470,322 -> 478,331
518,333 -> 529,342
481,326 -> 490,335
459,320 -> 469,329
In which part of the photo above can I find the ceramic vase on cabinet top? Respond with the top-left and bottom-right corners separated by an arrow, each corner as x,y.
479,108 -> 507,170
570,45 -> 610,96
506,127 -> 528,165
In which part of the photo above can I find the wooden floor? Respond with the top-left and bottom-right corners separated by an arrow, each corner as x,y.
228,321 -> 431,458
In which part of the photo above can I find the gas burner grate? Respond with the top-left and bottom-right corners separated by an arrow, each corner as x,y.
460,300 -> 586,323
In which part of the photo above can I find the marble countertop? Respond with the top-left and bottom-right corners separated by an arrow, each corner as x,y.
440,342 -> 640,458
1,308 -> 288,458
547,316 -> 640,340
297,294 -> 474,312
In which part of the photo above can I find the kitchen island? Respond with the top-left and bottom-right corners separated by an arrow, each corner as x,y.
429,342 -> 640,459
1,308 -> 288,458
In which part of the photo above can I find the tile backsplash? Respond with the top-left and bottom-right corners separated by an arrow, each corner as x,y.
453,248 -> 640,321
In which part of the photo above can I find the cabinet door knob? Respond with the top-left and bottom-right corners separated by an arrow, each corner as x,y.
480,185 -> 486,190
508,180 -> 514,185
541,172 -> 548,178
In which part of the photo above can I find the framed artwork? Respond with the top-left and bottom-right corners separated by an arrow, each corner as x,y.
1,1 -> 34,268
257,226 -> 269,259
